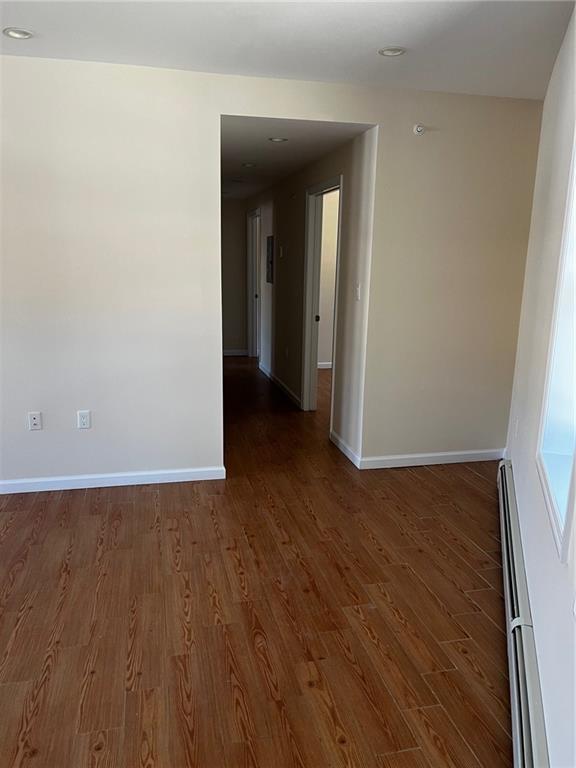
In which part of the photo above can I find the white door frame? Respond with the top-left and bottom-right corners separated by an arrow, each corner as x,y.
246,209 -> 261,358
301,176 -> 343,414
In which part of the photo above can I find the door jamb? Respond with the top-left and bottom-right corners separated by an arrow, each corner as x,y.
301,176 -> 343,415
246,208 -> 261,358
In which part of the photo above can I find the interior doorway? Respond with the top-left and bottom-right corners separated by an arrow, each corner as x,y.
220,115 -> 377,468
302,177 -> 342,420
317,189 -> 340,372
246,208 -> 261,358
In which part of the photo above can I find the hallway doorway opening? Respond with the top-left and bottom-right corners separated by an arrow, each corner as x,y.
246,208 -> 261,358
220,114 -> 378,467
302,179 -> 342,420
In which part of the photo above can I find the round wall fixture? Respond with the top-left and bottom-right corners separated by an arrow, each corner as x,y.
3,27 -> 34,39
413,124 -> 426,136
378,46 -> 406,57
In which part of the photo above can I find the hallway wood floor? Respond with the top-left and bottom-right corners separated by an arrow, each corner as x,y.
0,358 -> 511,767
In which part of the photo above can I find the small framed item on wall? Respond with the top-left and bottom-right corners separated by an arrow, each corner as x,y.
266,235 -> 274,283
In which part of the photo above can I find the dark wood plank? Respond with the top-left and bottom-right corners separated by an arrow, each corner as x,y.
366,582 -> 456,673
455,610 -> 508,670
379,749 -> 433,768
321,628 -> 417,754
404,705 -> 482,768
466,587 -> 507,628
379,564 -> 469,643
343,604 -> 438,710
422,669 -> 513,767
440,638 -> 511,733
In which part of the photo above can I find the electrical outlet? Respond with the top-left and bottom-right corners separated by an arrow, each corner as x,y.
77,410 -> 91,429
27,411 -> 42,430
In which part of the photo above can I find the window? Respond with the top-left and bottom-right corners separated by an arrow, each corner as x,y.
537,144 -> 576,561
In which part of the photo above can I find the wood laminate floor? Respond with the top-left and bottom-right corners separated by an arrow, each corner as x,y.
0,358 -> 511,767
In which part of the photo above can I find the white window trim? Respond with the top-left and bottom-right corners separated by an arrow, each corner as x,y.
535,139 -> 576,563
535,454 -> 575,561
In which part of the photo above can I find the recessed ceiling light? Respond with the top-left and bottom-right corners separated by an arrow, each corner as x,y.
242,162 -> 256,168
378,46 -> 406,57
268,137 -> 288,143
3,27 -> 34,40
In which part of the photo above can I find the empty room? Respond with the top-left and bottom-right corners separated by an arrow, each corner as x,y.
0,2 -> 574,767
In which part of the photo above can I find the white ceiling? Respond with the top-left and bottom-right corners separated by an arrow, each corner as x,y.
0,2 -> 573,99
221,116 -> 371,198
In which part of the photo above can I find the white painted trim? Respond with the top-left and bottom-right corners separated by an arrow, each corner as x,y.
318,362 -> 332,369
302,176 -> 342,413
223,349 -> 248,357
259,362 -> 301,407
534,138 -> 576,564
358,448 -> 505,470
246,209 -> 261,358
259,362 -> 272,378
535,453 -> 575,562
355,127 -> 379,483
329,430 -> 361,468
0,466 -> 226,494
327,433 -> 502,472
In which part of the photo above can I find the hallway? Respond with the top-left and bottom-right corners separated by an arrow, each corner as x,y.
223,356 -> 334,477
0,358 -> 511,767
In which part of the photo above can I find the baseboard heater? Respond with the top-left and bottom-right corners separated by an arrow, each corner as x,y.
497,460 -> 549,768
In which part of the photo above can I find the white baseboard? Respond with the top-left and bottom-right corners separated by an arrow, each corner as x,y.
0,466 -> 226,494
330,431 -> 361,468
359,448 -> 505,470
258,363 -> 302,407
223,349 -> 248,357
318,362 -> 332,370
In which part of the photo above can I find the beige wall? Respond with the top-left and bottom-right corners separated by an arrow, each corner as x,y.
221,199 -> 247,353
318,189 -> 339,366
506,14 -> 574,766
1,56 -> 225,482
362,94 -> 540,461
0,54 -> 541,486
